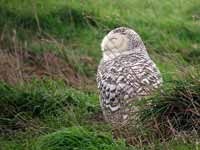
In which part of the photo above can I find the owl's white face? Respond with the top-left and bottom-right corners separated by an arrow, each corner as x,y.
101,32 -> 129,52
101,27 -> 147,61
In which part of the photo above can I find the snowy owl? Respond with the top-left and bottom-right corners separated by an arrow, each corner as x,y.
96,27 -> 162,128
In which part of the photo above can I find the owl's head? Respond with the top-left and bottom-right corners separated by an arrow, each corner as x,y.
101,27 -> 147,61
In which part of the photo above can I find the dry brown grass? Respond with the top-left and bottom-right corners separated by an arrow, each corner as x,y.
0,50 -> 90,87
0,29 -> 95,89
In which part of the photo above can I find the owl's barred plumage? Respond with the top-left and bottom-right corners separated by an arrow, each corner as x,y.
96,27 -> 162,127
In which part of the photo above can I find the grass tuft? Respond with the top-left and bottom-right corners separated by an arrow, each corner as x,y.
35,127 -> 126,150
0,79 -> 98,132
141,73 -> 200,136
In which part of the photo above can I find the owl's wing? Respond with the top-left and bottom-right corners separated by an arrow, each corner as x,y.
97,57 -> 162,115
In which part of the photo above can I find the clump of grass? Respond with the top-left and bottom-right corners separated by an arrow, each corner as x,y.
0,79 -> 98,132
35,126 -> 126,150
141,73 -> 200,137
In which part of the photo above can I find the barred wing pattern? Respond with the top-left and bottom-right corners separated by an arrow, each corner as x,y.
97,53 -> 162,127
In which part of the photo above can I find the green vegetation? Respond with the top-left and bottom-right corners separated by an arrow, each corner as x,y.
35,127 -> 126,150
0,0 -> 199,149
141,73 -> 200,135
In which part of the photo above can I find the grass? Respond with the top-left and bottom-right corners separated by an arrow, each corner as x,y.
140,72 -> 200,136
0,0 -> 199,149
0,79 -> 99,132
35,127 -> 126,150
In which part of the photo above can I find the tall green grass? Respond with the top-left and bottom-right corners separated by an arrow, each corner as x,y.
0,79 -> 98,132
35,127 -> 126,150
